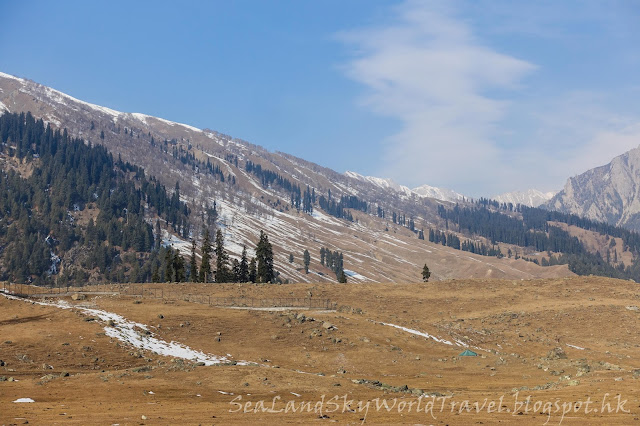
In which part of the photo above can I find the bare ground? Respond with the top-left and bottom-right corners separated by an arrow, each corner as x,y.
1,277 -> 640,425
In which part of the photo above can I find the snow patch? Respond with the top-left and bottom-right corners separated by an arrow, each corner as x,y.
379,322 -> 454,346
13,398 -> 35,403
343,269 -> 365,280
566,344 -> 585,350
0,292 -> 249,366
0,71 -> 26,83
162,231 -> 192,256
129,112 -> 201,132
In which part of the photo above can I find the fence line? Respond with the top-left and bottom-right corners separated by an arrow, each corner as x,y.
0,282 -> 337,310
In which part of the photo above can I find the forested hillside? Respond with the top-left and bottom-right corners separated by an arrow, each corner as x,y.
434,199 -> 640,281
0,111 -> 190,284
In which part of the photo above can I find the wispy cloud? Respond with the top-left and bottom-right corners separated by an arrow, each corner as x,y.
338,0 -> 640,197
337,0 -> 536,194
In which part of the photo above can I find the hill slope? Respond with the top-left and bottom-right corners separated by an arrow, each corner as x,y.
3,71 -> 634,284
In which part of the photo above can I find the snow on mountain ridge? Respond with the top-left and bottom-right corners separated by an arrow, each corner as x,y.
0,71 -> 201,132
411,184 -> 465,203
493,189 -> 557,207
345,171 -> 413,197
345,171 -> 465,202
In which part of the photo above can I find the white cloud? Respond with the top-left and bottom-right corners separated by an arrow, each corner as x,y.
338,0 -> 640,197
338,0 -> 536,194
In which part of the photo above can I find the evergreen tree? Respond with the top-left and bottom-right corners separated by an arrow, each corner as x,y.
289,253 -> 294,263
189,239 -> 199,282
214,229 -> 230,283
249,257 -> 257,283
173,252 -> 185,282
338,269 -> 347,283
422,264 -> 431,282
164,248 -> 175,282
231,259 -> 241,283
239,246 -> 249,282
303,249 -> 310,274
256,231 -> 274,283
199,229 -> 212,283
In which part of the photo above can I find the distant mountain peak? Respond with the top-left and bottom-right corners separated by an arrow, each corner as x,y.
411,184 -> 465,203
544,145 -> 640,231
344,171 -> 413,198
493,189 -> 557,207
345,171 -> 466,203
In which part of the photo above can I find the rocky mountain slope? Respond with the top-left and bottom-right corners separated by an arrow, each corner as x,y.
0,71 -> 587,283
544,145 -> 640,231
493,189 -> 557,208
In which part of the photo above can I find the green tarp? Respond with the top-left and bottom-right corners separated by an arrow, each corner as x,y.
459,349 -> 478,356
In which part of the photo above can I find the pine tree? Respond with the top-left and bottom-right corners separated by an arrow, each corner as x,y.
338,270 -> 347,283
199,229 -> 212,283
303,249 -> 310,274
256,231 -> 274,283
320,247 -> 325,266
422,264 -> 431,282
164,248 -> 174,282
152,265 -> 160,283
173,253 -> 185,282
155,219 -> 162,249
249,257 -> 257,283
214,229 -> 230,283
189,239 -> 199,282
239,245 -> 249,282
231,259 -> 241,283
289,253 -> 294,263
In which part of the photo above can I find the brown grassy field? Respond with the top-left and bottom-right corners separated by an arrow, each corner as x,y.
1,277 -> 639,425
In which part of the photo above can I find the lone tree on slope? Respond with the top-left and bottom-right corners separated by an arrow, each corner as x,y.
422,264 -> 431,282
303,249 -> 311,274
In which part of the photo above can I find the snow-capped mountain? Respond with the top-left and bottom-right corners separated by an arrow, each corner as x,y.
344,171 -> 414,198
345,171 -> 466,203
0,70 -> 576,282
493,189 -> 557,208
411,184 -> 466,203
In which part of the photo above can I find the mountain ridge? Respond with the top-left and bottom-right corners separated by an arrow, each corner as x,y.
493,189 -> 557,208
5,70 -> 629,283
544,145 -> 640,231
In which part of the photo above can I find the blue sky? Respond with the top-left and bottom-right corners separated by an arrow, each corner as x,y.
1,0 -> 639,197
